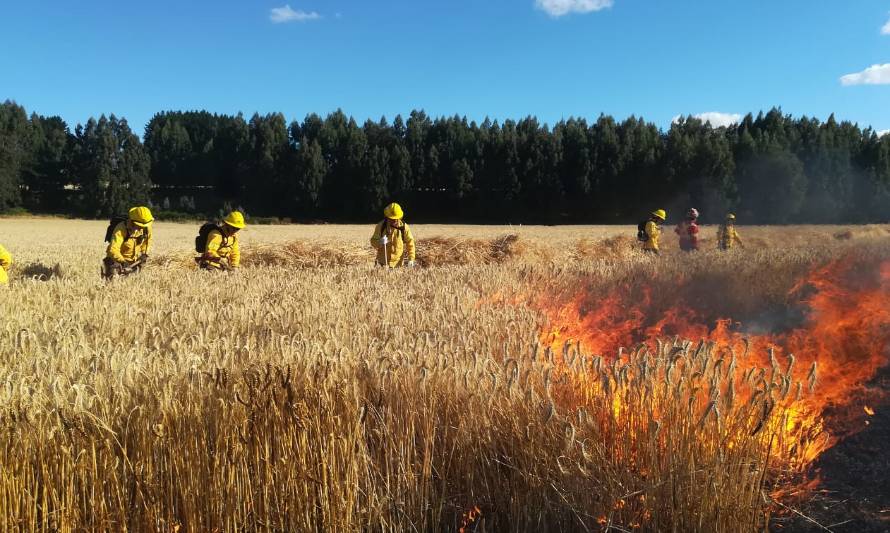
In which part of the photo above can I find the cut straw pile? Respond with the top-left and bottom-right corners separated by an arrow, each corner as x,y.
233,234 -> 543,269
833,225 -> 890,240
416,234 -> 545,266
244,241 -> 369,268
572,235 -> 638,261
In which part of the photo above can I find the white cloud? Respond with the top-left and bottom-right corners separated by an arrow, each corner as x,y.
535,0 -> 613,17
270,4 -> 321,23
840,64 -> 890,86
672,112 -> 741,128
878,129 -> 890,137
882,15 -> 890,35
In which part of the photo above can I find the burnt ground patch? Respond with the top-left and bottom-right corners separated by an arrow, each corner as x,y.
780,366 -> 890,532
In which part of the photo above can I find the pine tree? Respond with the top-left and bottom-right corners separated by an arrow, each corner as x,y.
246,113 -> 289,213
117,119 -> 151,212
364,146 -> 390,214
296,138 -> 326,214
389,144 -> 411,196
72,115 -> 152,216
449,158 -> 473,199
24,115 -> 70,209
0,102 -> 31,211
214,114 -> 250,201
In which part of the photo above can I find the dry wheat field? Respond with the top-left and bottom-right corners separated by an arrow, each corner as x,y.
1,218 -> 889,532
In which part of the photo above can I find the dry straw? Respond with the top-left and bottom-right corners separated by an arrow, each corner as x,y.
0,221 -> 886,531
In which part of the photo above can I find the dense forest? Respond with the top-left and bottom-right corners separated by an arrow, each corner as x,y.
1,100 -> 889,224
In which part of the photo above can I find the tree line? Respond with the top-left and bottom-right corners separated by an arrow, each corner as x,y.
2,100 -> 890,224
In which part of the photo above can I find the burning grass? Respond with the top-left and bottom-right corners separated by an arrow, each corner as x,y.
0,334 -> 814,531
0,219 -> 887,531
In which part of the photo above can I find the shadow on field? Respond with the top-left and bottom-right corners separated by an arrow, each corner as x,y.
19,262 -> 65,281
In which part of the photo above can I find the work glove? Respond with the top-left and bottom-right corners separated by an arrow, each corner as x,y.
381,235 -> 389,246
407,260 -> 416,268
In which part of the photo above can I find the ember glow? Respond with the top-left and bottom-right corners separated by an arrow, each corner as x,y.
534,256 -> 890,476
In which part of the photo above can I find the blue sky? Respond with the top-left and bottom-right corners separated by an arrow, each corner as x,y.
2,0 -> 890,135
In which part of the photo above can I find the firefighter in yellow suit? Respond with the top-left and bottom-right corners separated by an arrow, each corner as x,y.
198,211 -> 244,270
643,209 -> 666,254
0,244 -> 11,285
717,213 -> 743,250
103,206 -> 153,279
370,203 -> 416,267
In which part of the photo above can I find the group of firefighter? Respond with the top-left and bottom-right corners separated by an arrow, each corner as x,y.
98,201 -> 416,279
0,202 -> 741,284
641,208 -> 743,254
99,207 -> 247,279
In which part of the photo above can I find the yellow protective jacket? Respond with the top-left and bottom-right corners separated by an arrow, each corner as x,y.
0,244 -> 11,285
717,224 -> 742,250
203,229 -> 240,269
370,220 -> 416,267
106,222 -> 151,264
644,220 -> 661,251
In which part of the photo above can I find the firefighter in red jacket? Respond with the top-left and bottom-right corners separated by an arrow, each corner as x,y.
675,208 -> 700,251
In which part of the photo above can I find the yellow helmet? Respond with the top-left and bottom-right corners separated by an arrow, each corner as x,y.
726,213 -> 736,221
651,209 -> 666,221
128,206 -> 154,227
383,202 -> 404,220
223,211 -> 246,229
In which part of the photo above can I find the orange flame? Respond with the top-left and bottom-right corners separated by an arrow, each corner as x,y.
458,505 -> 482,533
533,256 -> 890,471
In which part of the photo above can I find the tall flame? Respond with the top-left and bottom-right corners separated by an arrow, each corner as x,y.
534,256 -> 890,471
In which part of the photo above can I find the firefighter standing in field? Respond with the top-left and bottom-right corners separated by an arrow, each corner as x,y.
675,208 -> 701,251
371,203 -> 416,267
717,213 -> 743,250
0,243 -> 11,285
639,209 -> 666,254
103,206 -> 153,279
197,211 -> 245,270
